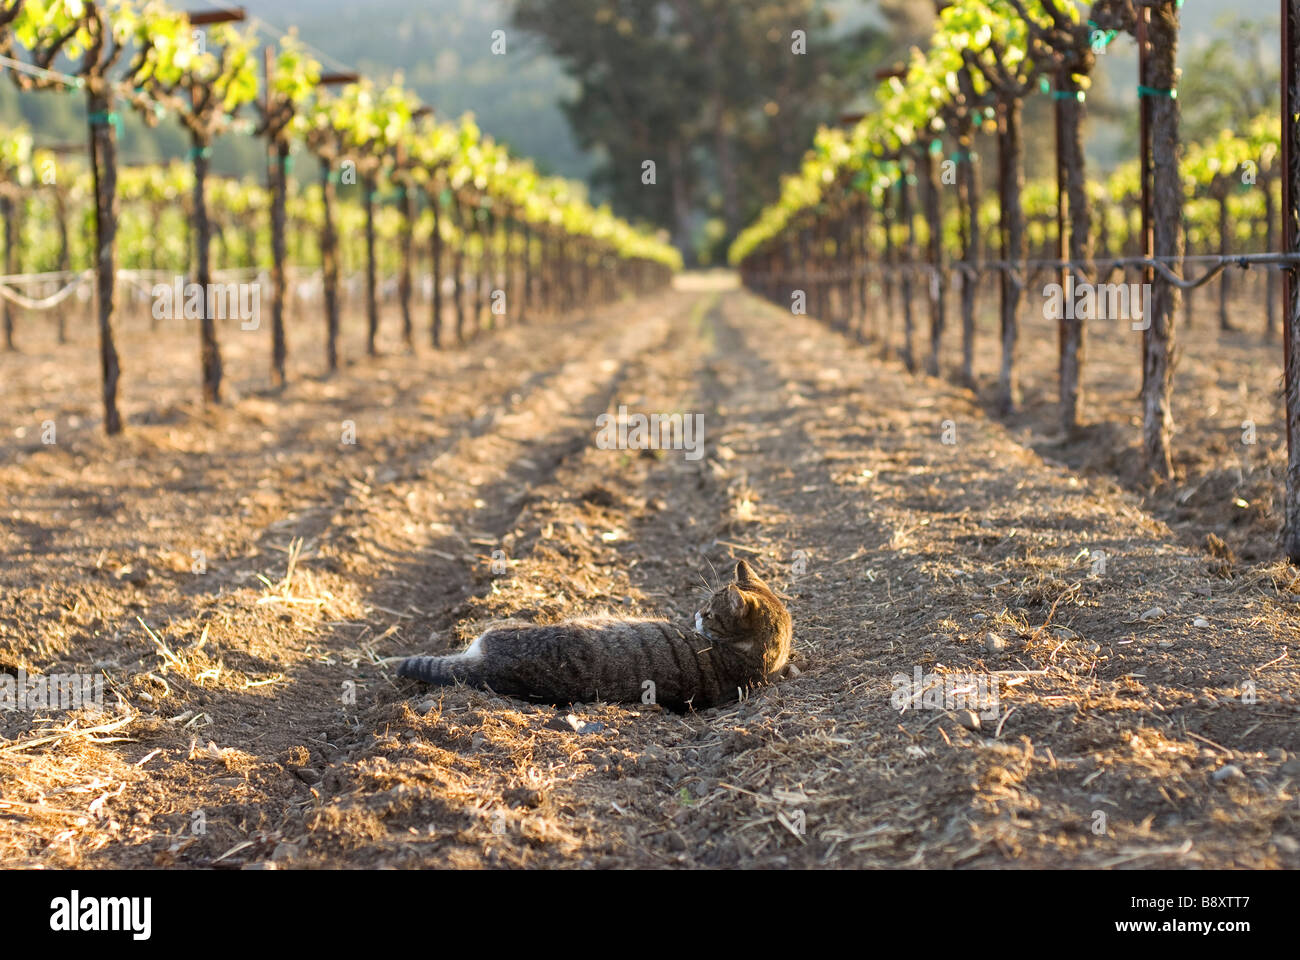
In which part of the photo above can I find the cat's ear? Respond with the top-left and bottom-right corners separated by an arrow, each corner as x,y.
735,560 -> 764,588
726,583 -> 748,616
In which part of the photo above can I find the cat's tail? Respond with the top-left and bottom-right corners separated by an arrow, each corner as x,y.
396,654 -> 475,686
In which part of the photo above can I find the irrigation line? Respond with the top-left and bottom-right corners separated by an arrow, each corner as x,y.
0,270 -> 91,310
0,266 -> 413,313
0,268 -> 271,311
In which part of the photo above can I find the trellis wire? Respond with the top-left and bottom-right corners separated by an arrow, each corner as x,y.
760,251 -> 1300,293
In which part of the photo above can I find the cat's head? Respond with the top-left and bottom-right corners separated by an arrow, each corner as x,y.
696,560 -> 793,675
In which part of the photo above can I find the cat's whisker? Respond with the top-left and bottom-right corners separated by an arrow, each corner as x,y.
702,554 -> 721,590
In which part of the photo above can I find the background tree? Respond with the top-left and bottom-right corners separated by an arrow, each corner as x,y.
1177,15 -> 1280,145
510,0 -> 887,262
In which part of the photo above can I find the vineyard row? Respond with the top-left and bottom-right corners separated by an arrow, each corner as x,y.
730,0 -> 1300,561
0,0 -> 680,432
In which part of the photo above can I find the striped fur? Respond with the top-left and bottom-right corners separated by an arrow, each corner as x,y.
397,561 -> 792,711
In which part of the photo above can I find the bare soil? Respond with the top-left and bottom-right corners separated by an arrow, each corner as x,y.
1,274 -> 1298,869
959,270 -> 1287,564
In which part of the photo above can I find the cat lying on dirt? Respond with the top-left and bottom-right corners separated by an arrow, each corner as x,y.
397,560 -> 792,711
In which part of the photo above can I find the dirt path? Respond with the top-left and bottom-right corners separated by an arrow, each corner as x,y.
1,280 -> 1298,868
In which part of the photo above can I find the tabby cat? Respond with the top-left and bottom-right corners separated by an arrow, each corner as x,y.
397,560 -> 792,711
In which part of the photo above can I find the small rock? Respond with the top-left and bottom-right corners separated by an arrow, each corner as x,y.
984,633 -> 1007,654
241,862 -> 278,871
666,763 -> 687,780
548,714 -> 605,735
1267,747 -> 1286,762
1140,606 -> 1166,622
1193,617 -> 1211,628
294,768 -> 323,785
1274,835 -> 1300,854
955,710 -> 981,731
271,842 -> 298,861
470,732 -> 486,751
1212,764 -> 1244,782
414,700 -> 436,716
1280,758 -> 1300,776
